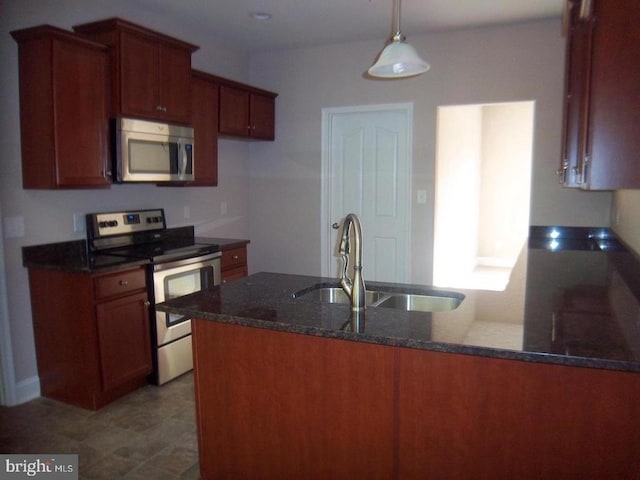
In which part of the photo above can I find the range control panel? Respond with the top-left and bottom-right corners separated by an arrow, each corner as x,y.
88,209 -> 166,238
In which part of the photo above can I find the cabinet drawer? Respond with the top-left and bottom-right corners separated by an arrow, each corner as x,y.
222,266 -> 248,284
94,268 -> 146,301
221,247 -> 247,270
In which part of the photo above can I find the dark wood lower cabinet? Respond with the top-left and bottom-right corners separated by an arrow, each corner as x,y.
221,246 -> 248,283
28,266 -> 152,409
192,319 -> 640,479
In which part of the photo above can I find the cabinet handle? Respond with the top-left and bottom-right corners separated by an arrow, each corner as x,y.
232,255 -> 239,260
556,159 -> 568,184
144,301 -> 151,307
156,105 -> 167,112
119,280 -> 129,287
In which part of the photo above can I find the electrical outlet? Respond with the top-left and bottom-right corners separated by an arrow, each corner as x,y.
221,201 -> 228,215
73,213 -> 85,233
417,190 -> 427,204
184,206 -> 191,219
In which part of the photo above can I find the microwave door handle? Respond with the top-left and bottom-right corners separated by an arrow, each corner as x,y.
177,141 -> 184,177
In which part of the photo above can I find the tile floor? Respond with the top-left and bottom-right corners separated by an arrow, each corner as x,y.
0,373 -> 199,479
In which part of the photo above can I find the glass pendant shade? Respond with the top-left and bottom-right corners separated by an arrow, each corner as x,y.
368,37 -> 430,78
368,0 -> 430,79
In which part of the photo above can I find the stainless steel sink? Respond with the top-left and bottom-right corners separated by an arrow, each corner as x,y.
375,293 -> 462,312
293,286 -> 385,305
292,283 -> 464,312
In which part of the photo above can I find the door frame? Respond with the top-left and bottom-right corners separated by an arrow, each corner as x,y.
0,204 -> 17,406
320,103 -> 414,278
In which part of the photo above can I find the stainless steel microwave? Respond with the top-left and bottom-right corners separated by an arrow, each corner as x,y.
114,117 -> 194,183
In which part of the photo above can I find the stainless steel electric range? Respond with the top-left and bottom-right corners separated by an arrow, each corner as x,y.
86,208 -> 221,385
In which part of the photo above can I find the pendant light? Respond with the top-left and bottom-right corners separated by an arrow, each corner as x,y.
368,0 -> 430,78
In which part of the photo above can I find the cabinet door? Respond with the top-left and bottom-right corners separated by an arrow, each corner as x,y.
585,0 -> 640,189
54,38 -> 111,187
158,44 -> 192,124
219,85 -> 250,137
190,73 -> 219,185
96,291 -> 152,392
120,31 -> 160,120
13,27 -> 111,189
250,93 -> 275,140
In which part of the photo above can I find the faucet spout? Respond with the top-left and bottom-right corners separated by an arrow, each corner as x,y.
338,213 -> 366,314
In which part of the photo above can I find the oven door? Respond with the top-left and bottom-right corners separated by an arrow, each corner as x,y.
152,252 -> 221,346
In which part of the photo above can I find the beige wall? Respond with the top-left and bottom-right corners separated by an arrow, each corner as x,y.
247,19 -> 613,284
479,102 -> 533,261
613,191 -> 640,255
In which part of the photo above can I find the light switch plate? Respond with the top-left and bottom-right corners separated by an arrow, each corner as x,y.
4,216 -> 25,238
417,190 -> 427,204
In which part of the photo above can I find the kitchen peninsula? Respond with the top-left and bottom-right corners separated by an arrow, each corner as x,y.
158,227 -> 640,479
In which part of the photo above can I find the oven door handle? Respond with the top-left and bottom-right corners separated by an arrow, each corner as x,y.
153,252 -> 221,272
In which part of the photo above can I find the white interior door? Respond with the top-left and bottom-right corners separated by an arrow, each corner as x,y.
322,104 -> 412,283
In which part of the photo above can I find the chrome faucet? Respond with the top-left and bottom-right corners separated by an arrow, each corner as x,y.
338,213 -> 366,316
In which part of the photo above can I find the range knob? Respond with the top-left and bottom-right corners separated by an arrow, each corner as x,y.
108,220 -> 118,227
98,221 -> 108,228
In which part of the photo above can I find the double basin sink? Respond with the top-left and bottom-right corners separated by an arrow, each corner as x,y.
292,283 -> 464,313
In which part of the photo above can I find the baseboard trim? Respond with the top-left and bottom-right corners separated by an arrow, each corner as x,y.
14,375 -> 40,405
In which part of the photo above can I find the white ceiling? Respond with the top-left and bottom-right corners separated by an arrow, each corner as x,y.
133,0 -> 564,53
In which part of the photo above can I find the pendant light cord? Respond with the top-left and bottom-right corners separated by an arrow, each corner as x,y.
393,0 -> 403,42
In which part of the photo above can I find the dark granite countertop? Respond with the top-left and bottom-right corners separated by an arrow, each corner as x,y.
158,227 -> 640,373
196,237 -> 249,251
22,239 -> 150,273
22,236 -> 250,273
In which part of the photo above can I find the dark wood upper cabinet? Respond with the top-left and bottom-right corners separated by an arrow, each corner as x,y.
219,82 -> 277,140
190,71 -> 220,186
73,18 -> 198,125
559,0 -> 640,189
11,26 -> 111,189
250,92 -> 276,140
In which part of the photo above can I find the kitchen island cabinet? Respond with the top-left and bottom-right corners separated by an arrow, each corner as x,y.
11,26 -> 111,189
193,320 -> 395,479
27,265 -> 152,409
190,318 -> 640,479
73,18 -> 198,125
559,0 -> 640,189
160,227 -> 640,478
